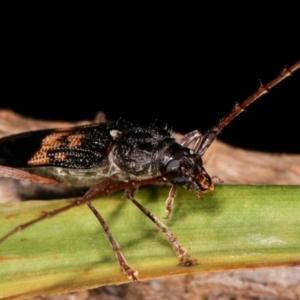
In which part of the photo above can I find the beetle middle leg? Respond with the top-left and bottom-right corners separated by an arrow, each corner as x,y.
125,188 -> 197,267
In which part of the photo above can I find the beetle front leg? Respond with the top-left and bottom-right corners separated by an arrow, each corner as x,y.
163,185 -> 177,219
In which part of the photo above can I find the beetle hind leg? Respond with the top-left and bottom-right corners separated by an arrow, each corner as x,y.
0,165 -> 58,184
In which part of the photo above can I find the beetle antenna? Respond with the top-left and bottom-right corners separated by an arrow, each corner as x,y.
196,61 -> 300,156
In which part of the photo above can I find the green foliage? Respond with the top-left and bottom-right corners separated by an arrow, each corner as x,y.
1,186 -> 300,299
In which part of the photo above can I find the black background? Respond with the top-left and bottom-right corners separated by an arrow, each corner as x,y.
2,4 -> 300,153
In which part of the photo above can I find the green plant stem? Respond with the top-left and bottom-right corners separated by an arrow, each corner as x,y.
1,185 -> 300,299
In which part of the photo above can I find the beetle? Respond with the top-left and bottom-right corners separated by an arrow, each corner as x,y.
0,61 -> 299,280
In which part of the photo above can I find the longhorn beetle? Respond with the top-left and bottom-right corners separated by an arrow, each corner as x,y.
0,61 -> 299,281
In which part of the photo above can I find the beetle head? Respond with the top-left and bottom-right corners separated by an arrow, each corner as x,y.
170,156 -> 214,192
159,143 -> 214,193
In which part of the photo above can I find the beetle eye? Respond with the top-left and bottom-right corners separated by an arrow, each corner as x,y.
165,159 -> 180,173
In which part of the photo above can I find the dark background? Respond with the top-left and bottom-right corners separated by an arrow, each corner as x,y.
2,4 -> 300,153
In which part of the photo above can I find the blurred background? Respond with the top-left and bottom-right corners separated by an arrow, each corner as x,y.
2,3 -> 300,153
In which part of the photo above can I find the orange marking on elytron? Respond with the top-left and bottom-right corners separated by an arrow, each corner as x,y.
54,152 -> 67,161
67,134 -> 84,147
27,132 -> 84,166
28,155 -> 50,165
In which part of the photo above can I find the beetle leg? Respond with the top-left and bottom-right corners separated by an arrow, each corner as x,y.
178,130 -> 202,148
83,175 -> 120,201
0,177 -> 120,244
0,173 -> 180,243
163,185 -> 177,219
0,165 -> 58,184
0,173 -> 182,264
125,188 -> 197,267
86,201 -> 138,281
